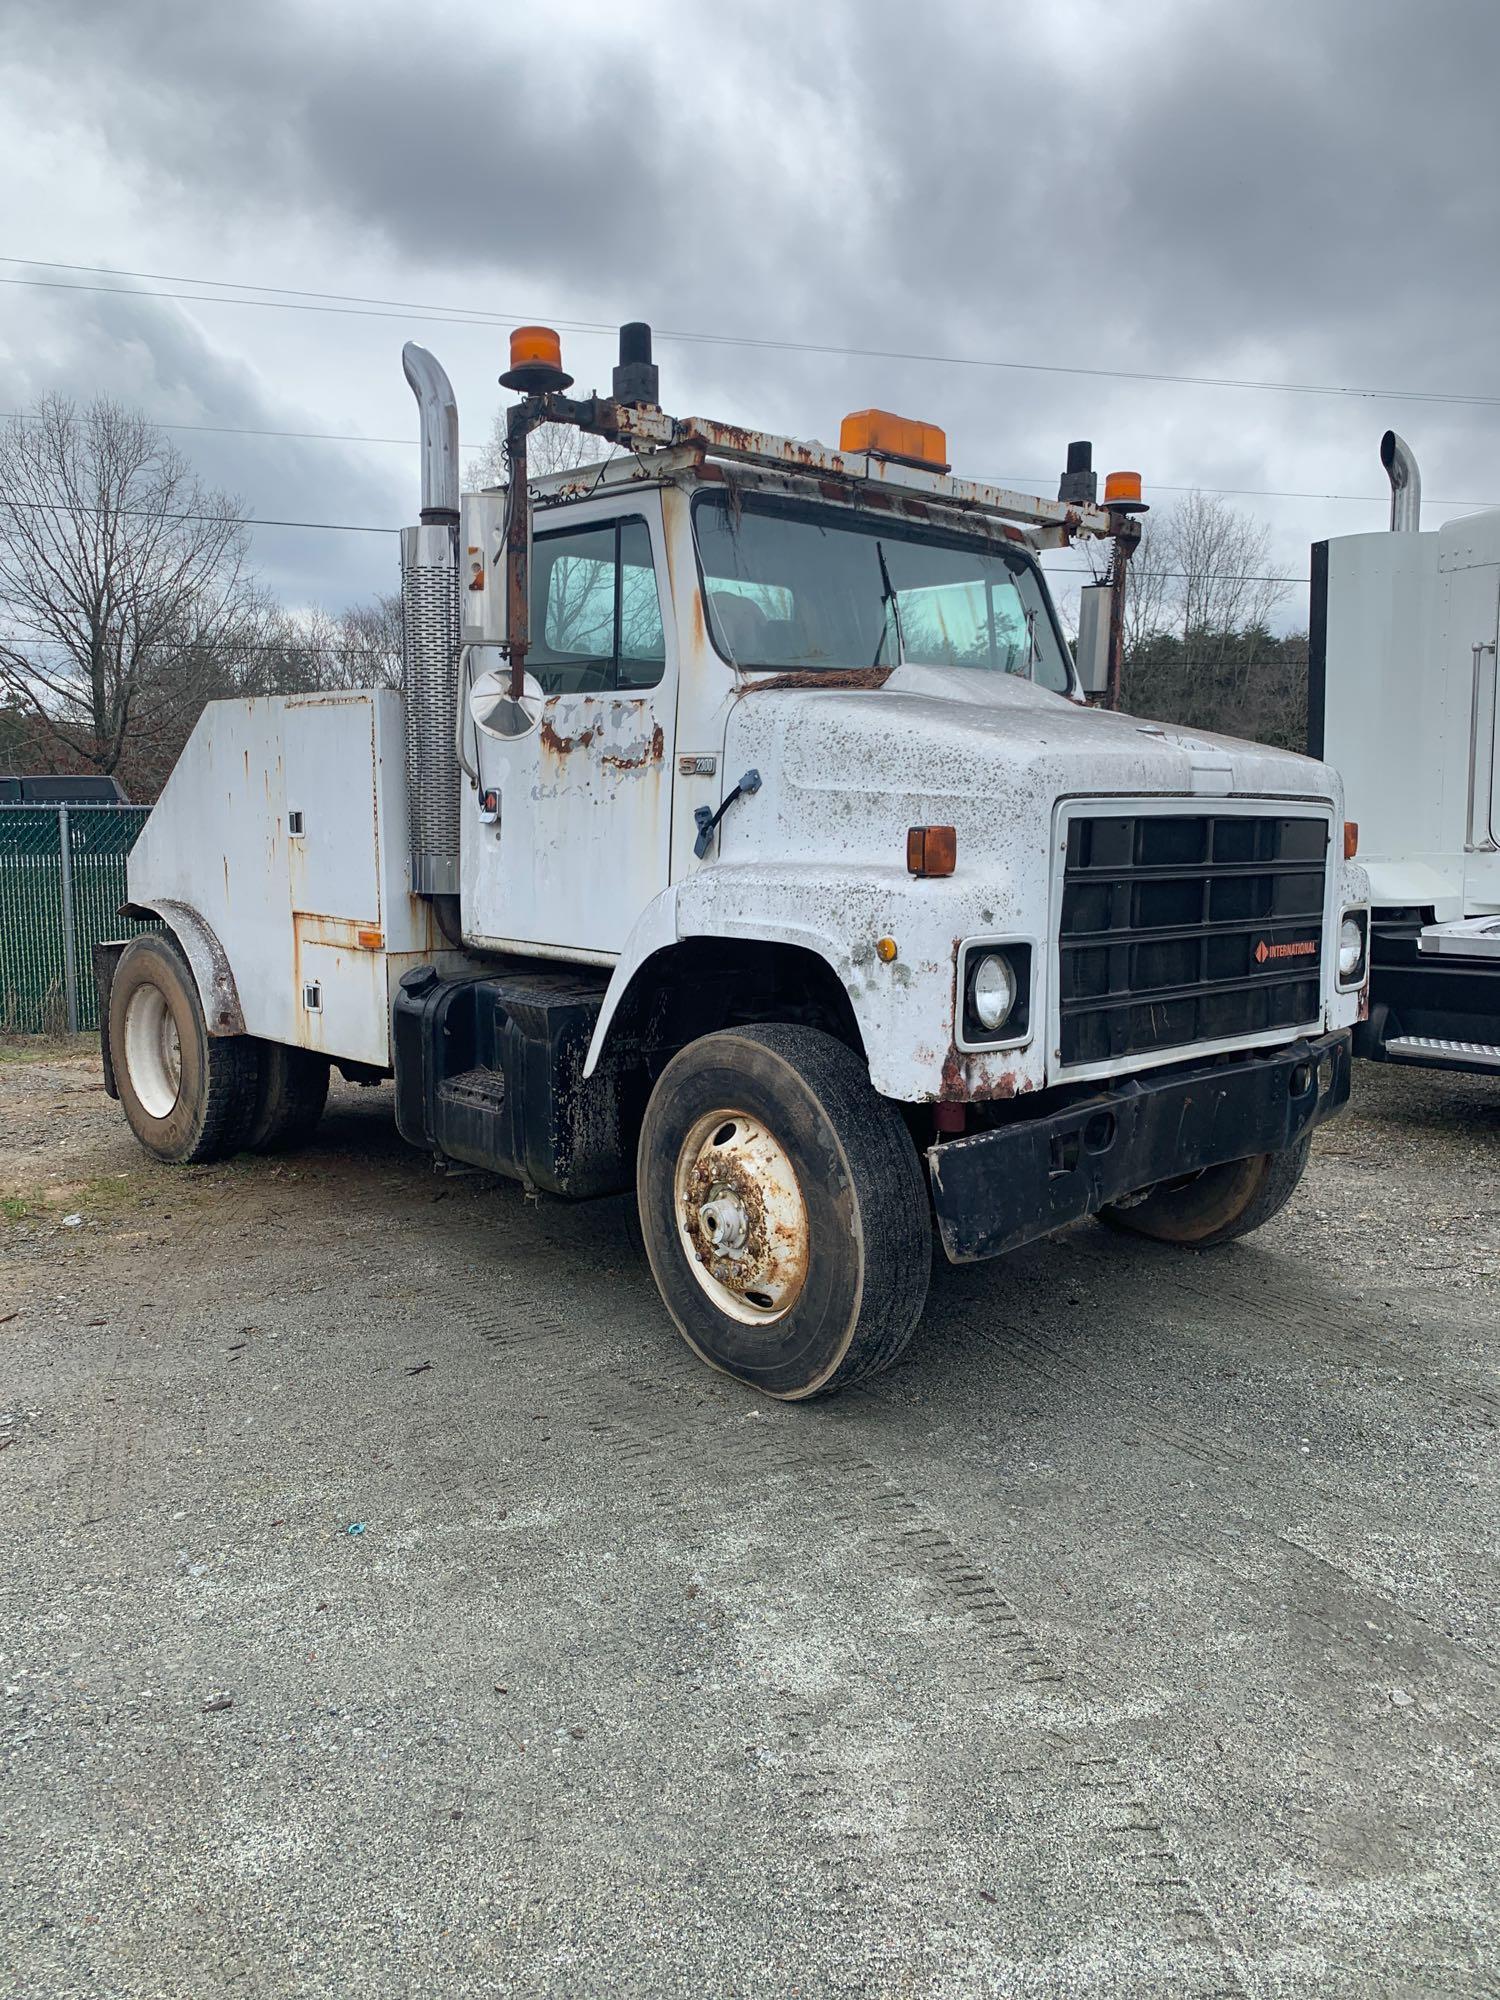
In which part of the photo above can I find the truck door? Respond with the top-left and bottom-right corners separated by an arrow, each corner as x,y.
464,500 -> 674,957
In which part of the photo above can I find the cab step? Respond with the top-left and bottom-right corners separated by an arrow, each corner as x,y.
1383,1035 -> 1500,1073
439,1067 -> 507,1113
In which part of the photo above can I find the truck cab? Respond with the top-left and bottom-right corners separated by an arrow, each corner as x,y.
1311,431 -> 1500,1074
101,322 -> 1369,1400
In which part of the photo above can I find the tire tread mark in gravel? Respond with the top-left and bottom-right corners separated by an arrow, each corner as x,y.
580,1372 -> 1253,2000
76,1163 -> 264,1530
944,1288 -> 1500,1699
411,1210 -> 1249,1989
1063,1234 -> 1500,1428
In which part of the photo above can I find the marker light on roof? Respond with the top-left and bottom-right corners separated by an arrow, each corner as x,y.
840,409 -> 950,473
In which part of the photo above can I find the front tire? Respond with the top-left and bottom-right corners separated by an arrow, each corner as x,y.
109,934 -> 257,1164
636,1025 -> 931,1399
1099,1136 -> 1311,1247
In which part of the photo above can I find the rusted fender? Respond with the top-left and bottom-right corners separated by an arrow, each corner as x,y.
119,896 -> 246,1036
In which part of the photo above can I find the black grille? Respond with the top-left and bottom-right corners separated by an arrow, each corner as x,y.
1058,813 -> 1328,1065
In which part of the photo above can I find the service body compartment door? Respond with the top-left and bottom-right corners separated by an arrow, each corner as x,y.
281,694 -> 386,1060
283,696 -> 383,927
464,497 -> 675,956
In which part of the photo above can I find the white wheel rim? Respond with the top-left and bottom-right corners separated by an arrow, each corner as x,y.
123,983 -> 182,1120
673,1108 -> 810,1325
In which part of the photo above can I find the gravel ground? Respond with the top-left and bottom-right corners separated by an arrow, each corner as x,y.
0,1040 -> 1496,1999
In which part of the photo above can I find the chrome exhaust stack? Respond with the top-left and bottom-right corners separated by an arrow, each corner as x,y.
400,342 -> 461,898
1380,429 -> 1422,533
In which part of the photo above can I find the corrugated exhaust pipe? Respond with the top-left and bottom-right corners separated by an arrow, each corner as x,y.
1380,429 -> 1421,533
400,342 -> 461,900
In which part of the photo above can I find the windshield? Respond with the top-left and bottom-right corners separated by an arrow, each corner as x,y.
693,491 -> 1073,692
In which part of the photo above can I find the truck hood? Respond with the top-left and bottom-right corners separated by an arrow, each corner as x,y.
724,663 -> 1338,823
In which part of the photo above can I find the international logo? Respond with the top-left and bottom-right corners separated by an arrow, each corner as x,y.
1254,937 -> 1317,965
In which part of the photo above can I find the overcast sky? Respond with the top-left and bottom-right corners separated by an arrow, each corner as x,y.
3,0 -> 1498,626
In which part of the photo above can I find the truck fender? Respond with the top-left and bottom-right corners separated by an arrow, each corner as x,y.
118,897 -> 247,1037
583,888 -> 680,1078
582,882 -> 865,1081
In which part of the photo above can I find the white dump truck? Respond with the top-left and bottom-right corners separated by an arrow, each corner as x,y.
97,322 -> 1369,1398
1310,431 -> 1500,1074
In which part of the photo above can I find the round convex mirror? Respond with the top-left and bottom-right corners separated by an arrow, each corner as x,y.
470,663 -> 543,739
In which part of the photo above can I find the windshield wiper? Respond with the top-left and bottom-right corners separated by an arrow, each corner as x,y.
872,539 -> 903,668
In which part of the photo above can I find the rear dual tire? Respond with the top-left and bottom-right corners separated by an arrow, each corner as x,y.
111,934 -> 328,1165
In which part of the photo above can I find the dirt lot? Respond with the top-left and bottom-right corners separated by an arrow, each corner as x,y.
1,1039 -> 1496,1999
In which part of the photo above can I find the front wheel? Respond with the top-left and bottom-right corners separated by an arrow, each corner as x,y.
636,1025 -> 931,1399
1098,1136 -> 1311,1248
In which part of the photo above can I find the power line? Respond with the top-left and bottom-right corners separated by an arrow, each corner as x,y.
6,255 -> 1500,410
0,496 -> 1315,581
0,495 -> 1310,580
0,495 -> 394,535
9,637 -> 394,656
4,407 -> 1493,510
2,410 -> 1492,518
0,407 -> 496,458
1047,566 -> 1308,584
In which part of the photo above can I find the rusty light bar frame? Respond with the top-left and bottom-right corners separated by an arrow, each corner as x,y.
499,390 -> 1140,700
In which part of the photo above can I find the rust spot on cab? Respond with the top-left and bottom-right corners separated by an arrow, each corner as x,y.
936,1043 -> 1032,1104
599,722 -> 665,773
737,667 -> 893,695
539,715 -> 599,757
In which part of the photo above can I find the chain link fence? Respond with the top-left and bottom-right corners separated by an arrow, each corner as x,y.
0,805 -> 156,1034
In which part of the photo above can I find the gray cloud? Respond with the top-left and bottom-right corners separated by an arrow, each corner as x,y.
2,283 -> 402,608
3,0 -> 1498,628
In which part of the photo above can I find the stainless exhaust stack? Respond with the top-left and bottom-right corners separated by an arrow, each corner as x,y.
400,342 -> 461,898
1380,429 -> 1421,533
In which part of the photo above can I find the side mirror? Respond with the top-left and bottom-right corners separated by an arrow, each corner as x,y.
1074,584 -> 1111,697
470,658 -> 543,739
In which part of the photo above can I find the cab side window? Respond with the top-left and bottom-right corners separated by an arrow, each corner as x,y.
530,516 -> 666,694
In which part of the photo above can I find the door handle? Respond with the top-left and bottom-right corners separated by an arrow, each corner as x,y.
693,769 -> 762,859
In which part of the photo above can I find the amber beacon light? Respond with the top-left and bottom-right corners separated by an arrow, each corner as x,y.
1103,469 -> 1144,507
501,325 -> 574,394
840,409 -> 950,473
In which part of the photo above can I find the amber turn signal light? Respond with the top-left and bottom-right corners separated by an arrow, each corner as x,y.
907,826 -> 956,877
1344,820 -> 1358,859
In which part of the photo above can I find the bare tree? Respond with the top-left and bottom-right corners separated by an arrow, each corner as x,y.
1125,491 -> 1287,650
271,594 -> 404,693
466,408 -> 617,489
1117,492 -> 1306,747
0,397 -> 259,777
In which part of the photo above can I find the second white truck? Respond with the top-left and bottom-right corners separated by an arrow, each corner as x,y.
97,322 -> 1370,1398
1310,430 -> 1500,1075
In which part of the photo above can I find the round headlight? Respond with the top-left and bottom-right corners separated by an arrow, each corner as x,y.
1338,915 -> 1364,980
971,952 -> 1017,1032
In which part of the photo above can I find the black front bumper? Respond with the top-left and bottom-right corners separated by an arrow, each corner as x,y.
929,1031 -> 1351,1264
